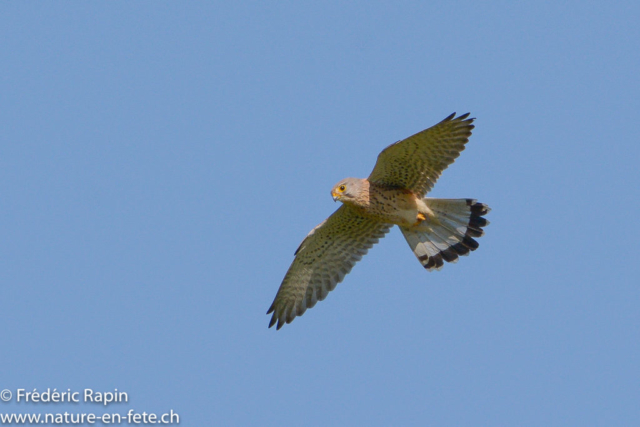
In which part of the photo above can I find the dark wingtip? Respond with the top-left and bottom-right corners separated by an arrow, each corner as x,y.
442,112 -> 474,124
456,112 -> 475,126
268,314 -> 277,328
441,112 -> 456,123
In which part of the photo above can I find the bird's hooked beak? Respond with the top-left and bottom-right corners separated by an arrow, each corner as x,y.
331,191 -> 339,202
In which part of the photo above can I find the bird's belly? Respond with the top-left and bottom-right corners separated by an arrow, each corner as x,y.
365,191 -> 426,226
383,208 -> 421,226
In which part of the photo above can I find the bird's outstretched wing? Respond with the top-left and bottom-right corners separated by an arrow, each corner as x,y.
267,205 -> 391,329
368,113 -> 475,197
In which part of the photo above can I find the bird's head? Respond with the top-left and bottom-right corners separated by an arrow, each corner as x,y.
331,178 -> 364,205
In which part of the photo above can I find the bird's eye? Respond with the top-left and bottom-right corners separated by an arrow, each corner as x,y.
338,185 -> 346,192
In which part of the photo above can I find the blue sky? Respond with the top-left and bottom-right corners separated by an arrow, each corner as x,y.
1,1 -> 639,425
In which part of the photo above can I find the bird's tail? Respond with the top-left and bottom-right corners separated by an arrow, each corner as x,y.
399,198 -> 490,271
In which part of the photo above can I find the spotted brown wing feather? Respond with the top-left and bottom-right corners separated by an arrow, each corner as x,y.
368,113 -> 475,197
267,205 -> 392,330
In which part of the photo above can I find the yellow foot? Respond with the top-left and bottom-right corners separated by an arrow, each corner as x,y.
413,212 -> 426,226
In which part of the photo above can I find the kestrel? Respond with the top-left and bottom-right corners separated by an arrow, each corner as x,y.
267,113 -> 490,329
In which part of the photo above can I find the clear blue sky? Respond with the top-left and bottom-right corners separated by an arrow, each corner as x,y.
1,1 -> 639,425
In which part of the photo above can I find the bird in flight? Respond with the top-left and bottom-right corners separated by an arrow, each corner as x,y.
267,113 -> 490,329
